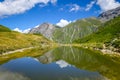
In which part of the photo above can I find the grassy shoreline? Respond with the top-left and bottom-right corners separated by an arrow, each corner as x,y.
58,43 -> 120,56
0,31 -> 52,54
0,46 -> 52,64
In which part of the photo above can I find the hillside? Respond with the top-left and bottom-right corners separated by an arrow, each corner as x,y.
0,25 -> 11,32
0,25 -> 51,54
52,17 -> 102,43
74,16 -> 120,52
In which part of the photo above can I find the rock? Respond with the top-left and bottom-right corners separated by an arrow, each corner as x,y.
98,6 -> 120,22
29,23 -> 59,40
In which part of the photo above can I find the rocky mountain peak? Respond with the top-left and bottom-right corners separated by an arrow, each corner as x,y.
98,6 -> 120,22
29,23 -> 57,40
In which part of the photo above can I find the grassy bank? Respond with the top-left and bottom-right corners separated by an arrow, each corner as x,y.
0,46 -> 52,64
0,29 -> 51,54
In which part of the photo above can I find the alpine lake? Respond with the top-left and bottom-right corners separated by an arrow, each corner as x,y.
0,46 -> 120,80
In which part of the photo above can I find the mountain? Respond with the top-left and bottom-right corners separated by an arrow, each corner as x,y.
29,23 -> 60,40
98,6 -> 120,22
29,6 -> 120,44
0,25 -> 51,54
53,7 -> 120,44
29,18 -> 101,44
74,16 -> 120,52
52,17 -> 102,43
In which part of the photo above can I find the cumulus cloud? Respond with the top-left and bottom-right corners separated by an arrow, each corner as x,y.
56,19 -> 71,27
0,0 -> 57,17
69,4 -> 80,12
97,0 -> 120,11
13,28 -> 31,33
23,28 -> 31,33
56,60 -> 71,68
59,4 -> 81,12
85,1 -> 96,11
34,25 -> 40,28
13,28 -> 23,33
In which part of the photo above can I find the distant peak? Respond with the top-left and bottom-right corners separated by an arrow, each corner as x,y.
98,6 -> 120,22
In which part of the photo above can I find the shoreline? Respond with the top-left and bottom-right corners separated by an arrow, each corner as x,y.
1,47 -> 34,56
0,44 -> 119,56
58,44 -> 120,56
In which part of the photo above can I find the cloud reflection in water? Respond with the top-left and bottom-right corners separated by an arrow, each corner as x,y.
0,67 -> 30,80
56,60 -> 71,68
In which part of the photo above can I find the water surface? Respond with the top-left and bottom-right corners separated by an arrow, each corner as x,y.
0,46 -> 120,80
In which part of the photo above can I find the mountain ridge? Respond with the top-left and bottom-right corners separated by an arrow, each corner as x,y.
29,23 -> 59,40
98,6 -> 120,22
28,6 -> 120,44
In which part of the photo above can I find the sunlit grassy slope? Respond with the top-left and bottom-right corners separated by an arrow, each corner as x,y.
52,17 -> 102,43
0,25 -> 50,54
74,17 -> 120,50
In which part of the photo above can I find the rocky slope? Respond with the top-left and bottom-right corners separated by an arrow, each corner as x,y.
29,23 -> 59,40
98,6 -> 120,22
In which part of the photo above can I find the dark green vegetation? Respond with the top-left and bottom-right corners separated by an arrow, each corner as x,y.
52,17 -> 102,43
74,17 -> 120,52
0,25 -> 51,54
37,47 -> 120,80
0,25 -> 11,32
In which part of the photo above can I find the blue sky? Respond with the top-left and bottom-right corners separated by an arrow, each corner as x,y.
0,0 -> 120,32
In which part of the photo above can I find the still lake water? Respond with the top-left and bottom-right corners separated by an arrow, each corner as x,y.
0,46 -> 120,80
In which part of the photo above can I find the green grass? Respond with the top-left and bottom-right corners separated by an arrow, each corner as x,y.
0,25 -> 51,54
74,16 -> 120,51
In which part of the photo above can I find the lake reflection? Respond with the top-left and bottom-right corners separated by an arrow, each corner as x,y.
0,46 -> 120,80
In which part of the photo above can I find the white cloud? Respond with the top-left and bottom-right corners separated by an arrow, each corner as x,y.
69,4 -> 80,12
13,28 -> 23,33
34,25 -> 40,28
56,19 -> 71,27
39,3 -> 47,7
0,0 -> 57,17
23,28 -> 31,33
85,1 -> 96,11
97,0 -> 120,11
13,28 -> 31,33
56,60 -> 71,68
50,0 -> 57,4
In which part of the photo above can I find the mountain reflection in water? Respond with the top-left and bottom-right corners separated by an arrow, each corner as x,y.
0,46 -> 120,80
